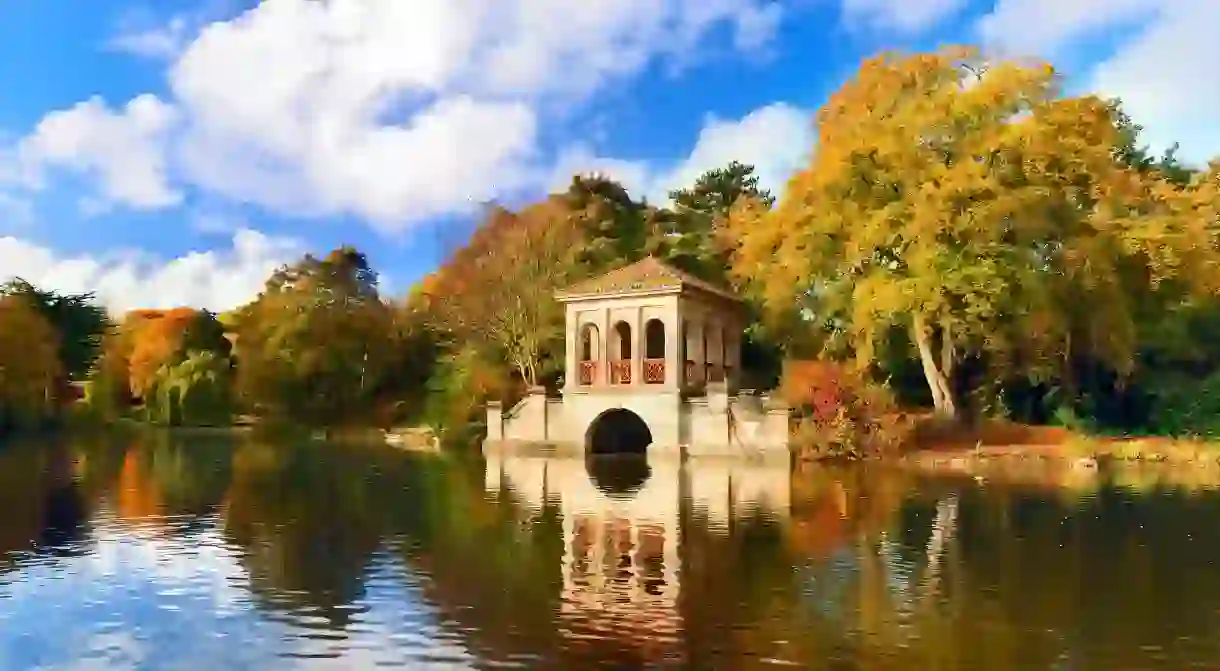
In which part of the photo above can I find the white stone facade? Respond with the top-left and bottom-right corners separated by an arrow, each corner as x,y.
483,259 -> 791,458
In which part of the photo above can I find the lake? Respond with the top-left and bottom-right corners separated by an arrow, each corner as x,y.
1,432 -> 1219,669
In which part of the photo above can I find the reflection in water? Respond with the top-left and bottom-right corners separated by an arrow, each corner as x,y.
0,435 -> 1219,668
585,454 -> 651,498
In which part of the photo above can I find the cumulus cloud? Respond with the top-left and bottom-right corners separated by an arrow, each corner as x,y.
0,229 -> 301,313
107,15 -> 194,59
839,0 -> 968,34
8,0 -> 789,230
554,102 -> 813,204
16,94 -> 180,209
977,0 -> 1220,164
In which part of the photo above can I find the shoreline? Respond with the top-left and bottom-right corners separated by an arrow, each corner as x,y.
894,436 -> 1220,492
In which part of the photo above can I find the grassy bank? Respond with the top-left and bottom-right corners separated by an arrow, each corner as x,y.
900,416 -> 1220,476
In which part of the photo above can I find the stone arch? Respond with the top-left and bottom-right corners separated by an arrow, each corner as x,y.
585,408 -> 653,455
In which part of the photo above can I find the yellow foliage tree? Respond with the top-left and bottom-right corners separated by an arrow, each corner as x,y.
0,295 -> 63,429
722,47 -> 1220,420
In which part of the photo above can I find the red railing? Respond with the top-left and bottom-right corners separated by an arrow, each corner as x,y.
644,359 -> 665,384
609,360 -> 631,384
578,361 -> 597,385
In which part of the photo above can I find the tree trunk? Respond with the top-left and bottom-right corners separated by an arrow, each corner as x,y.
912,314 -> 958,420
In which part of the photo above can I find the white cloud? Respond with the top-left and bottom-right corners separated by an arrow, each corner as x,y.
0,229 -> 301,313
17,94 -> 180,209
107,15 -> 193,59
976,0 -> 1153,56
554,102 -> 813,204
976,0 -> 1220,164
646,103 -> 813,201
7,0 -> 788,230
839,0 -> 968,34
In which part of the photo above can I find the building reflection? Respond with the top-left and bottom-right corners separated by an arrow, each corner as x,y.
483,447 -> 792,664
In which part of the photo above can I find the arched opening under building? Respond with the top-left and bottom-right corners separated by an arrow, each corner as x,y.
585,408 -> 652,455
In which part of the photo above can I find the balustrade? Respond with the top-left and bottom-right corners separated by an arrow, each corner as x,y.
643,359 -> 665,384
609,360 -> 631,384
578,361 -> 596,385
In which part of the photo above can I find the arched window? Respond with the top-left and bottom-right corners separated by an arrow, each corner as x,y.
580,323 -> 600,361
644,319 -> 665,359
644,319 -> 666,384
611,321 -> 632,384
578,323 -> 600,386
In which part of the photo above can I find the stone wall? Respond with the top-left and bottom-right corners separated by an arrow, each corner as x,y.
489,387 -> 791,459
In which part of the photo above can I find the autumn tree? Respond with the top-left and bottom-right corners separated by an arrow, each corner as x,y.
435,199 -> 587,388
0,294 -> 63,432
233,246 -> 395,426
0,279 -> 107,385
127,308 -> 203,399
723,47 -> 1220,421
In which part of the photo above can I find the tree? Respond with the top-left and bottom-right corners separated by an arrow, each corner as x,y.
0,295 -> 63,431
127,308 -> 201,399
656,161 -> 774,281
146,350 -> 235,427
561,174 -> 660,269
234,246 -> 394,426
435,199 -> 587,388
0,279 -> 107,384
723,47 -> 1220,421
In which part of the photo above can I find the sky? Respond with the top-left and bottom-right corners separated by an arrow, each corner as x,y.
0,0 -> 1216,314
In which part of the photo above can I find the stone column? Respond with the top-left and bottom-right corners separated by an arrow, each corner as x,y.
631,306 -> 643,386
664,307 -> 681,392
601,307 -> 611,386
692,317 -> 706,390
564,307 -> 577,392
726,322 -> 741,390
706,320 -> 723,382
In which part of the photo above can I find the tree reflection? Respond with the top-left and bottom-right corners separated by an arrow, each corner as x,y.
0,440 -> 91,569
220,439 -> 392,628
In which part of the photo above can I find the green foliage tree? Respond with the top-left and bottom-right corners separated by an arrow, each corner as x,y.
0,294 -> 63,432
657,160 -> 774,281
146,351 -> 235,427
234,246 -> 395,427
0,279 -> 108,383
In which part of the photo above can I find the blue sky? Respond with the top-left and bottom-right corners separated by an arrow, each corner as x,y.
0,0 -> 1214,313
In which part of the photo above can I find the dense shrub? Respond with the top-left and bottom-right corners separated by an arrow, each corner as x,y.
781,360 -> 912,460
1145,371 -> 1220,438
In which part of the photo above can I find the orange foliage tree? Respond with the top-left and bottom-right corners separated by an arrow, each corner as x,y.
125,308 -> 202,399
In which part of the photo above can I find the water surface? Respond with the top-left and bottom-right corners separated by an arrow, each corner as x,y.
1,432 -> 1219,669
